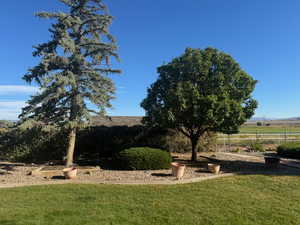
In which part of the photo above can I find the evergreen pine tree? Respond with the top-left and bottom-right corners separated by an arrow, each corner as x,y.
19,0 -> 121,166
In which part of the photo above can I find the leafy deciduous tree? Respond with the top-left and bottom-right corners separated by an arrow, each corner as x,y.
19,0 -> 120,166
141,47 -> 257,161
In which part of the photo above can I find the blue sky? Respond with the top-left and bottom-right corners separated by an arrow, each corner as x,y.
0,0 -> 300,120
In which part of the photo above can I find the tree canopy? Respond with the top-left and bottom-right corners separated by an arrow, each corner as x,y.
141,47 -> 257,161
19,0 -> 120,166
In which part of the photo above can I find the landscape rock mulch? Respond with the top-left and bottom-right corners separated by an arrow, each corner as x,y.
0,156 -> 214,187
1,152 -> 300,188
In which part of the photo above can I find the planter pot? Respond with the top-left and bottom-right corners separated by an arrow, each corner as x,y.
62,167 -> 77,179
264,157 -> 280,168
207,163 -> 221,174
171,162 -> 178,176
171,162 -> 186,179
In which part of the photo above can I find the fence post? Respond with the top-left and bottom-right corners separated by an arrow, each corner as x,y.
228,134 -> 231,152
285,127 -> 287,143
256,130 -> 258,142
223,135 -> 226,152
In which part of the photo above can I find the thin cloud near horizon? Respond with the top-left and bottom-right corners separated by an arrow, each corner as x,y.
0,85 -> 39,94
0,85 -> 36,120
0,85 -> 129,120
0,101 -> 27,120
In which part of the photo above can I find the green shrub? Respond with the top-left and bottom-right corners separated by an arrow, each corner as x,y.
248,142 -> 264,152
116,147 -> 172,170
277,143 -> 300,159
0,124 -> 67,162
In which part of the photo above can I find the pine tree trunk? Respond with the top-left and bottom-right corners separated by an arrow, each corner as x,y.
66,128 -> 76,167
191,137 -> 198,162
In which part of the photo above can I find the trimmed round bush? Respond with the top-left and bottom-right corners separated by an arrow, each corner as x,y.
277,143 -> 300,159
116,147 -> 171,170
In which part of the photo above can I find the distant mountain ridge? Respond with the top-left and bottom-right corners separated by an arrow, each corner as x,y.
1,116 -> 300,128
250,117 -> 300,121
92,116 -> 300,127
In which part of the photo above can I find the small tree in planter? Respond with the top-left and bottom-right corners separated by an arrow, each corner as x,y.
19,0 -> 120,166
141,48 -> 257,161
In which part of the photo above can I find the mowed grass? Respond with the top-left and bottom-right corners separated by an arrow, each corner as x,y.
239,126 -> 300,133
1,175 -> 300,225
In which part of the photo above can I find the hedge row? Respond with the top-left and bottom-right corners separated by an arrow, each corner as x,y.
0,124 -> 217,163
277,143 -> 300,159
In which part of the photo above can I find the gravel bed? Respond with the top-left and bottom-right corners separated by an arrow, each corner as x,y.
2,152 -> 299,187
0,164 -> 48,186
0,157 -> 215,186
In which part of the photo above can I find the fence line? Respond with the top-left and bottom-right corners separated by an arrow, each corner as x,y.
216,131 -> 300,152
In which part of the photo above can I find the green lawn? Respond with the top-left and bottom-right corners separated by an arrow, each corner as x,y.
1,175 -> 300,225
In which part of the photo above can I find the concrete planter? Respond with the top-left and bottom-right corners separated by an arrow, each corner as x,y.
208,163 -> 220,174
62,167 -> 77,179
171,162 -> 186,179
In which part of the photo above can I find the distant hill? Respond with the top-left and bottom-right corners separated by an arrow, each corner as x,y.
250,117 -> 300,121
246,117 -> 300,126
0,120 -> 15,128
90,116 -> 300,127
4,116 -> 299,128
280,117 -> 300,121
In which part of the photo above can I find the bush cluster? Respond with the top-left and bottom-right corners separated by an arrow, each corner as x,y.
116,147 -> 171,170
0,124 -> 67,162
277,143 -> 300,159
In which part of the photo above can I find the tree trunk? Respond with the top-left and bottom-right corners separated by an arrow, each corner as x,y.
66,128 -> 76,167
191,137 -> 198,162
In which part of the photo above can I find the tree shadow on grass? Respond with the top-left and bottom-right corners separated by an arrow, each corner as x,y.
0,220 -> 18,225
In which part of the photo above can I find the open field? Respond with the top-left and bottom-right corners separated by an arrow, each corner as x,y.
218,126 -> 300,146
239,126 -> 300,133
1,175 -> 300,225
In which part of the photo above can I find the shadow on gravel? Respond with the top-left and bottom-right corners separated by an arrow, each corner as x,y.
51,175 -> 65,180
172,156 -> 300,177
151,173 -> 172,177
173,158 -> 211,169
0,163 -> 26,172
218,159 -> 300,176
